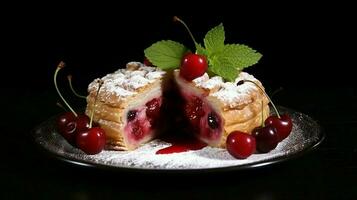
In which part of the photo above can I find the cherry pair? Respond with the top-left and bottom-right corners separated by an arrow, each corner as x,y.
54,61 -> 106,155
226,80 -> 293,159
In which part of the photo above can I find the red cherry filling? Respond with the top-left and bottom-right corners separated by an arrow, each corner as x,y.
184,97 -> 205,131
124,97 -> 162,145
181,93 -> 222,145
145,98 -> 161,127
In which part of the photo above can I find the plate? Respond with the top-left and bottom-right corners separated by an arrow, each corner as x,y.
31,107 -> 324,172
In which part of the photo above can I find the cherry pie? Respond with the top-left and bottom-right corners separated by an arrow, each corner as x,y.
86,62 -> 269,150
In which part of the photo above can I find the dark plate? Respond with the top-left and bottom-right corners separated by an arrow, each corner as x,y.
31,106 -> 324,173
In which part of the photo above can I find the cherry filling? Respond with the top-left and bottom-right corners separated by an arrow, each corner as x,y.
182,94 -> 222,144
124,98 -> 162,145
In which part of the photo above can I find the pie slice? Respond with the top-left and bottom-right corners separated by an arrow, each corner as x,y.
86,62 -> 166,150
173,70 -> 270,148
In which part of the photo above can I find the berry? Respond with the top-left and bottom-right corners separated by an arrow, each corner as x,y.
252,125 -> 279,153
56,112 -> 77,143
76,127 -> 106,155
76,80 -> 106,154
238,80 -> 293,143
173,17 -> 208,81
145,98 -> 161,124
179,53 -> 208,81
226,131 -> 256,159
127,110 -> 137,122
207,112 -> 219,129
184,96 -> 205,130
265,114 -> 292,141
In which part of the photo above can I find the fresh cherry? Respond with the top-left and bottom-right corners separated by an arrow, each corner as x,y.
54,62 -> 84,142
179,53 -> 208,81
174,16 -> 208,81
76,127 -> 106,155
238,80 -> 293,142
265,114 -> 292,142
56,112 -> 77,143
226,131 -> 256,159
76,80 -> 106,155
252,125 -> 279,153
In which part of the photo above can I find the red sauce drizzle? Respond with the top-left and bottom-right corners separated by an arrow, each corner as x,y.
156,136 -> 207,154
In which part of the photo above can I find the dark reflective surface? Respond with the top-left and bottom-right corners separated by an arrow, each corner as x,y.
2,8 -> 355,199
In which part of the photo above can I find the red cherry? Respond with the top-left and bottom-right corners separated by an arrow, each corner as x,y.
265,114 -> 292,142
76,127 -> 106,155
226,131 -> 256,159
57,112 -> 77,143
57,113 -> 90,144
144,57 -> 153,66
252,125 -> 279,153
179,53 -> 208,81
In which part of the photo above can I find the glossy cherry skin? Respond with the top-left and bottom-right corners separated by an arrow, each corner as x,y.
252,125 -> 279,153
76,127 -> 106,155
226,131 -> 256,159
57,112 -> 77,143
265,114 -> 292,142
179,53 -> 208,81
75,114 -> 91,132
57,113 -> 91,144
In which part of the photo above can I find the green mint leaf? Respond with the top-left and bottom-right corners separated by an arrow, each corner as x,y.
208,44 -> 262,81
144,40 -> 189,70
209,57 -> 238,82
204,23 -> 225,55
195,43 -> 208,57
222,44 -> 262,70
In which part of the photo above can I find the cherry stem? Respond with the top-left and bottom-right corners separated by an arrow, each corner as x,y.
67,75 -> 87,99
271,86 -> 284,99
261,100 -> 264,127
173,16 -> 197,45
56,102 -> 68,112
54,62 -> 78,117
89,80 -> 104,128
239,80 -> 281,118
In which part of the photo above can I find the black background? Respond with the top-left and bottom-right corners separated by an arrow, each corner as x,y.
2,2 -> 356,199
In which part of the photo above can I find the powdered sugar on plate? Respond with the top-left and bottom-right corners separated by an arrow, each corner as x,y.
33,107 -> 323,170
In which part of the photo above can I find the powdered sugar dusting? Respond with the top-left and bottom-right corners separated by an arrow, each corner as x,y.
88,62 -> 165,99
192,72 -> 262,108
34,107 -> 323,170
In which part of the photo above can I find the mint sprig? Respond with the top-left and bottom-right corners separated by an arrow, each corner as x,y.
202,24 -> 262,81
144,40 -> 189,70
144,22 -> 262,81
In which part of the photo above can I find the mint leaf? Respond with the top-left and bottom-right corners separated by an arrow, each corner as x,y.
144,40 -> 189,70
222,44 -> 262,70
208,44 -> 262,81
195,43 -> 208,56
204,23 -> 225,55
209,57 -> 238,82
